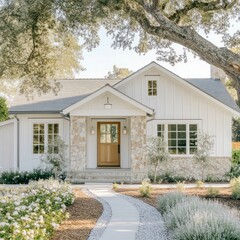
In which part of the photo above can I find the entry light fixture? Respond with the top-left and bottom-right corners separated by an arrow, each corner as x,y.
123,126 -> 127,135
104,97 -> 112,109
91,126 -> 95,135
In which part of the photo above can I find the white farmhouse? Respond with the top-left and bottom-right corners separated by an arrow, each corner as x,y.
0,62 -> 239,182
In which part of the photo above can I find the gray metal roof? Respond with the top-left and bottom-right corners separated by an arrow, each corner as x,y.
186,78 -> 240,113
9,77 -> 240,114
9,95 -> 88,114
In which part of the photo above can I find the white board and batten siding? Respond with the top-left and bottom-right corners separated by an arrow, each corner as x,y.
116,66 -> 232,157
0,119 -> 17,171
17,114 -> 70,171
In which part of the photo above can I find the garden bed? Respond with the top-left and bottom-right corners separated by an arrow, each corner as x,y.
115,187 -> 240,212
51,188 -> 103,240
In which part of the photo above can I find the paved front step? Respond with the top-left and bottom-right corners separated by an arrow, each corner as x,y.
67,169 -> 147,183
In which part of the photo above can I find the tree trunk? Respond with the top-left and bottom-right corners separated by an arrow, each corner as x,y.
126,3 -> 240,85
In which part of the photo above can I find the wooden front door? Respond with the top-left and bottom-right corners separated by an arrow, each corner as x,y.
97,122 -> 120,167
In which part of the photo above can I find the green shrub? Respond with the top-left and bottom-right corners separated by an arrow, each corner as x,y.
195,180 -> 204,188
207,187 -> 219,198
112,182 -> 119,190
230,177 -> 240,199
139,180 -> 152,197
232,150 -> 240,165
149,172 -> 190,183
163,196 -> 240,240
0,169 -> 54,184
157,192 -> 188,214
176,181 -> 185,192
227,165 -> 240,179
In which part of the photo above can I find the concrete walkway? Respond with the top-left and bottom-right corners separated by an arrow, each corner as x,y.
86,185 -> 139,240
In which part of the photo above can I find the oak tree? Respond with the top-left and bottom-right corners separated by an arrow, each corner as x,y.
0,0 -> 239,96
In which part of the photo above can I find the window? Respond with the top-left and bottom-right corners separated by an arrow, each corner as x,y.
157,123 -> 198,155
33,124 -> 45,154
189,124 -> 198,154
48,124 -> 59,154
148,80 -> 157,96
33,123 -> 59,154
157,124 -> 165,139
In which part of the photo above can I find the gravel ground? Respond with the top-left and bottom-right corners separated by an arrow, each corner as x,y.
119,194 -> 169,240
85,187 -> 169,240
83,188 -> 112,240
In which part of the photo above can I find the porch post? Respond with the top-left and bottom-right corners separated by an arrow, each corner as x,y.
69,116 -> 87,173
130,116 -> 148,181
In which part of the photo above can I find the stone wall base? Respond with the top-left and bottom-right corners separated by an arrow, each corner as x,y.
149,157 -> 231,181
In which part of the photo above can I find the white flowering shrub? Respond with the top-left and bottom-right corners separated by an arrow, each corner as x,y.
163,195 -> 240,240
157,192 -> 188,214
0,179 -> 74,239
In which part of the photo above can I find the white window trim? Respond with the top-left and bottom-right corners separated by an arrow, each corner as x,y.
30,119 -> 63,157
146,76 -> 160,98
154,120 -> 202,157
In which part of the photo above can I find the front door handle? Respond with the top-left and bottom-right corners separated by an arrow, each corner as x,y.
118,144 -> 120,154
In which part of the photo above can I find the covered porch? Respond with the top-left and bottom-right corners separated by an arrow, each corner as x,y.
62,84 -> 154,182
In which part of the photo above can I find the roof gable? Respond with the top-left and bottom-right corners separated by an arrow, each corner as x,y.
62,84 -> 154,115
115,61 -> 240,116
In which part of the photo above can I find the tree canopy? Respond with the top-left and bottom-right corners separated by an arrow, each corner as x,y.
0,97 -> 8,122
0,0 -> 240,96
105,65 -> 132,79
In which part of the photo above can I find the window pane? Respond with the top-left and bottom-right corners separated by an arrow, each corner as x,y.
157,125 -> 163,131
168,132 -> 176,138
190,132 -> 197,138
33,124 -> 39,134
106,134 -> 111,143
153,89 -> 157,96
190,140 -> 197,147
100,124 -> 105,133
178,132 -> 186,139
178,140 -> 186,147
106,124 -> 111,133
190,148 -> 197,154
148,81 -> 152,88
168,124 -> 176,131
178,147 -> 186,154
33,145 -> 38,154
168,139 -> 176,147
100,134 -> 106,143
48,124 -> 53,134
153,81 -> 157,88
178,124 -> 186,131
169,148 -> 177,154
54,124 -> 59,134
148,89 -> 153,96
40,124 -> 44,134
190,124 -> 197,131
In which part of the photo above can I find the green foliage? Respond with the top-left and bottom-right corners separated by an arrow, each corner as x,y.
41,136 -> 67,180
147,137 -> 170,183
139,179 -> 152,198
232,150 -> 240,165
0,169 -> 54,184
163,195 -> 240,240
232,118 -> 240,141
112,182 -> 119,190
157,192 -> 187,214
207,187 -> 219,198
195,180 -> 205,188
148,173 -> 191,183
176,181 -> 185,192
227,165 -> 240,179
193,131 -> 214,180
0,97 -> 8,122
230,177 -> 240,199
0,179 -> 74,239
105,65 -> 132,79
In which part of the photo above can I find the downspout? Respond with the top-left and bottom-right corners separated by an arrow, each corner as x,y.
14,115 -> 20,170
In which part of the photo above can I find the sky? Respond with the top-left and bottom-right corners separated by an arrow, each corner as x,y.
77,28 -> 224,79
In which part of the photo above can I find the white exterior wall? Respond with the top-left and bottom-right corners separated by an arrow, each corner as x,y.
0,119 -> 16,171
117,66 -> 232,157
17,114 -> 69,171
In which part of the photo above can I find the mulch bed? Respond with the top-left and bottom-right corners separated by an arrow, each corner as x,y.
51,188 -> 103,240
116,187 -> 240,212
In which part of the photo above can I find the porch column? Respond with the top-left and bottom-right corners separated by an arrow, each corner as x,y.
130,116 -> 148,180
70,116 -> 87,172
